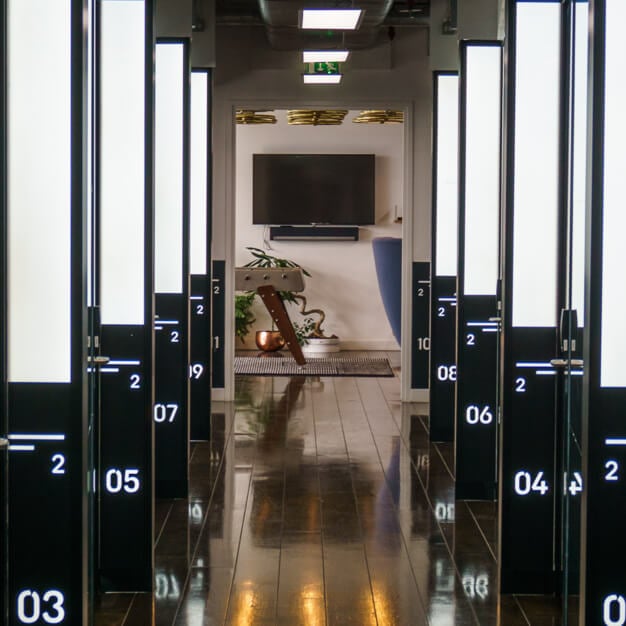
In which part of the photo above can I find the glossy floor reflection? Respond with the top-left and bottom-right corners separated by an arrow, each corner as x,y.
95,357 -> 568,625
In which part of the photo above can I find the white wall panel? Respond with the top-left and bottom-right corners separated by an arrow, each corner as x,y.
8,0 -> 72,382
100,0 -> 146,324
512,3 -> 561,327
463,45 -> 501,296
190,71 -> 208,275
571,2 -> 588,326
435,74 -> 459,278
155,42 -> 185,293
601,0 -> 626,387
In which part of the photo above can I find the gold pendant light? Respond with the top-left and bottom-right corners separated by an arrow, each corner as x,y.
236,110 -> 278,125
287,109 -> 348,126
353,110 -> 404,124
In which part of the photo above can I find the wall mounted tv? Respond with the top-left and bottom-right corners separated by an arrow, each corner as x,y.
253,154 -> 375,225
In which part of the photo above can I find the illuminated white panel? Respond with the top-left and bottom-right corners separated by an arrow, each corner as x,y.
87,1 -> 94,308
155,42 -> 185,294
601,0 -> 626,387
300,9 -> 362,30
302,50 -> 349,63
511,3 -> 561,327
190,71 -> 208,275
100,0 -> 146,324
463,45 -> 501,296
571,2 -> 588,326
303,74 -> 342,84
8,0 -> 72,382
435,74 -> 459,277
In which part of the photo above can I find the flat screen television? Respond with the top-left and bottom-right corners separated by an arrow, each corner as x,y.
252,154 -> 375,225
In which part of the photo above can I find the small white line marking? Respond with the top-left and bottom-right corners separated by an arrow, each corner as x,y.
9,434 -> 65,441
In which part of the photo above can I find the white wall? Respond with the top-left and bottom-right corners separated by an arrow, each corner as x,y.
235,111 -> 403,349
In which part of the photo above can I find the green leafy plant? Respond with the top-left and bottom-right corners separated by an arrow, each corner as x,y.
243,247 -> 311,305
235,291 -> 257,343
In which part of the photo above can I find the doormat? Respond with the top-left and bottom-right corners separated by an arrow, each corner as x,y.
234,355 -> 395,377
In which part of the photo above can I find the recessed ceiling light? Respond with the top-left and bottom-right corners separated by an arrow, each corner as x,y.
300,9 -> 362,30
302,50 -> 350,63
303,74 -> 343,84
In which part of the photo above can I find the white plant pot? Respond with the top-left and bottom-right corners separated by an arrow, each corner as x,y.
302,337 -> 341,355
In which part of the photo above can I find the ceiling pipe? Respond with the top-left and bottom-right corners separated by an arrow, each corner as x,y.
442,0 -> 457,34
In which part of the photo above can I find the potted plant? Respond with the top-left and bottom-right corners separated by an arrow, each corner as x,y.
236,246 -> 340,353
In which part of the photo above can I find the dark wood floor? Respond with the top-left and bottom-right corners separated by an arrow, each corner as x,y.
95,353 -> 570,625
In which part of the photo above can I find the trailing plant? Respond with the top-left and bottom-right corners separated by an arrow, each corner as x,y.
292,317 -> 316,346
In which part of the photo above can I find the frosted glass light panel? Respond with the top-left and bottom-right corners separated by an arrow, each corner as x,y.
463,45 -> 501,296
8,0 -> 72,382
155,42 -> 185,294
190,70 -> 208,275
601,0 -> 626,387
571,1 -> 589,326
100,0 -> 146,325
435,74 -> 460,278
512,2 -> 561,328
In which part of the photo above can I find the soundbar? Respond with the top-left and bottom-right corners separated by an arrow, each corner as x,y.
269,226 -> 360,241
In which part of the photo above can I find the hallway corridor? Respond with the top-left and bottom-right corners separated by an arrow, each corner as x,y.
95,359 -> 565,625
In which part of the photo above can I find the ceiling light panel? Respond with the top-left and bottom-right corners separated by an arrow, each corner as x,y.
302,74 -> 342,84
300,9 -> 362,30
302,50 -> 350,63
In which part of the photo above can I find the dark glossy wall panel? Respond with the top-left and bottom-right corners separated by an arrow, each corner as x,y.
155,293 -> 190,498
429,277 -> 457,442
411,262 -> 430,391
8,385 -> 85,624
190,275 -> 210,441
211,261 -> 225,390
499,328 -> 558,593
98,326 -> 153,591
455,295 -> 498,500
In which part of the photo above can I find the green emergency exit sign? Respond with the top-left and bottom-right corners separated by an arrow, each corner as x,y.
307,62 -> 341,75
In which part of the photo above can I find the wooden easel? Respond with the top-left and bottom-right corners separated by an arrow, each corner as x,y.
235,267 -> 306,365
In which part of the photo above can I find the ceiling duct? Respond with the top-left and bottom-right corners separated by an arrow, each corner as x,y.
215,0 -> 430,36
263,25 -> 389,50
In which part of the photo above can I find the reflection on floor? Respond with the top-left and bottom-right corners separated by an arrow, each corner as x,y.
95,356 -> 568,625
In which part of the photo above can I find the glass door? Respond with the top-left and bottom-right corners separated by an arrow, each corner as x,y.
558,1 -> 588,623
87,0 -> 98,616
2,0 -> 95,622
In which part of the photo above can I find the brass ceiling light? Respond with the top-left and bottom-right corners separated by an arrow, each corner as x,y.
236,110 -> 277,125
287,109 -> 348,126
353,110 -> 404,124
